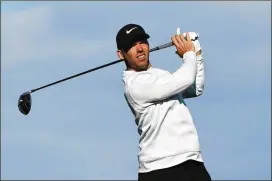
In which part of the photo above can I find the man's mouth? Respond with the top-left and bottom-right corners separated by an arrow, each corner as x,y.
136,54 -> 145,60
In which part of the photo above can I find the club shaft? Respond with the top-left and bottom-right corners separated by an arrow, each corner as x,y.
30,42 -> 174,93
149,42 -> 173,52
30,59 -> 123,93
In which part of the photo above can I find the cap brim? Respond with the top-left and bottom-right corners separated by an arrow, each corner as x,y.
122,33 -> 150,52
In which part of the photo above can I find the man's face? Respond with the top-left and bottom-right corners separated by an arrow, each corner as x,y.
118,39 -> 150,71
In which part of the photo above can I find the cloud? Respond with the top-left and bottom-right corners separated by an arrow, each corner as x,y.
1,4 -> 112,69
215,1 -> 271,24
2,2 -> 270,70
2,116 -> 138,179
3,127 -> 94,162
207,45 -> 271,84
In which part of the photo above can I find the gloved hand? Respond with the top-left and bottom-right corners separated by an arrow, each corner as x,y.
176,28 -> 203,60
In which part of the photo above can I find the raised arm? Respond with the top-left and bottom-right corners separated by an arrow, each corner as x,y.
126,51 -> 197,104
182,51 -> 204,98
181,33 -> 205,98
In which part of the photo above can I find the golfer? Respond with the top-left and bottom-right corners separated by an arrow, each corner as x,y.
116,23 -> 211,181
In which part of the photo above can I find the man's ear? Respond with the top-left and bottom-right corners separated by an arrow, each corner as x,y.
117,50 -> 124,60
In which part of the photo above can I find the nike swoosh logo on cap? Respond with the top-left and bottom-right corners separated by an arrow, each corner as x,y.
126,27 -> 137,34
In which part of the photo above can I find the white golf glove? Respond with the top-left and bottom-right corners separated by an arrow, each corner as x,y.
176,28 -> 203,60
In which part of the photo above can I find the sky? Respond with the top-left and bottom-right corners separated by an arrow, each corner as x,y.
1,1 -> 271,180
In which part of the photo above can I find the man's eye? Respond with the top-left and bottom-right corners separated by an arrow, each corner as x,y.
132,40 -> 148,46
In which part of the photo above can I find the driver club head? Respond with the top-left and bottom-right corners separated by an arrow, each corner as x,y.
18,91 -> 32,115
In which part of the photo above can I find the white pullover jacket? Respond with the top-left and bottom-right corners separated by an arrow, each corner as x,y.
122,50 -> 205,173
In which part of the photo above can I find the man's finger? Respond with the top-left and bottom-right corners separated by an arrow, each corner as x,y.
186,32 -> 191,42
175,34 -> 183,45
171,35 -> 179,47
179,32 -> 186,43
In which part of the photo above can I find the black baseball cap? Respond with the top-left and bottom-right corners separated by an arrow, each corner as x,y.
116,24 -> 150,52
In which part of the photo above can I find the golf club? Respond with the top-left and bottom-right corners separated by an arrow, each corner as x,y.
18,41 -> 174,115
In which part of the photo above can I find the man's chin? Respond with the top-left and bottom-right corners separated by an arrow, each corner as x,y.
136,64 -> 150,71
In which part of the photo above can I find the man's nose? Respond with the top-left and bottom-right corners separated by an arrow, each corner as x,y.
135,43 -> 143,52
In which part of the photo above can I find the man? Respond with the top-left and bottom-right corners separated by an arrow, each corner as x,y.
116,23 -> 211,181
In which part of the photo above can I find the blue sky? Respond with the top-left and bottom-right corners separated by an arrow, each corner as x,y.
1,1 -> 271,180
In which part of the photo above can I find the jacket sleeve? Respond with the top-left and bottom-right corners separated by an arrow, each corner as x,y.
127,51 -> 197,104
181,52 -> 204,98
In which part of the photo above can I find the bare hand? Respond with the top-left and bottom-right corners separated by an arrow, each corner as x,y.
171,32 -> 195,58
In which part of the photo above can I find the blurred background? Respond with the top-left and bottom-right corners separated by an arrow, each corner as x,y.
1,1 -> 271,180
